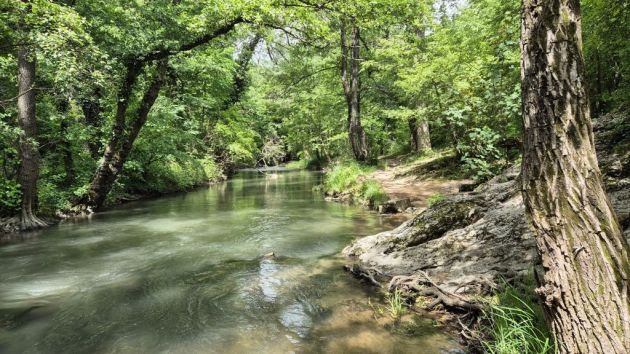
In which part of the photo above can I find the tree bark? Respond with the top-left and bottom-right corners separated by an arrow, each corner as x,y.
408,117 -> 431,153
16,47 -> 47,229
520,1 -> 630,353
341,21 -> 369,161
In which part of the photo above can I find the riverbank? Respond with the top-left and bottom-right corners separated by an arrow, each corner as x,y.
340,112 -> 630,351
322,150 -> 473,216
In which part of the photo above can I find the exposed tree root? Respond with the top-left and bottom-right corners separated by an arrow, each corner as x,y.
20,210 -> 49,230
387,271 -> 484,312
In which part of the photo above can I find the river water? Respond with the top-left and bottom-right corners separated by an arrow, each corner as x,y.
0,171 -> 459,353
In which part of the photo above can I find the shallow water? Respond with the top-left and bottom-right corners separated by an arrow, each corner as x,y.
0,171 -> 459,353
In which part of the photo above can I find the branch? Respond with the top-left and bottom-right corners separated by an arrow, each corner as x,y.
132,17 -> 244,64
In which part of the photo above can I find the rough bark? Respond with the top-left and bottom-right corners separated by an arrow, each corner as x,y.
520,1 -> 630,352
408,117 -> 431,153
341,21 -> 369,162
16,47 -> 47,230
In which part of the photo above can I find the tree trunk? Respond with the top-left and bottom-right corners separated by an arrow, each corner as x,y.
77,61 -> 167,212
341,21 -> 369,162
408,117 -> 431,153
227,34 -> 263,107
520,1 -> 630,353
16,47 -> 47,229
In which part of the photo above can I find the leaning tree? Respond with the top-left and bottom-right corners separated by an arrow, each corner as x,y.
520,0 -> 630,352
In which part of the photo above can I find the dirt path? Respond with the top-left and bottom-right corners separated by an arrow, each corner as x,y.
369,153 -> 472,211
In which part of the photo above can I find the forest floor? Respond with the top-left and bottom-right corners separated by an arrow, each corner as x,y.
371,150 -> 472,211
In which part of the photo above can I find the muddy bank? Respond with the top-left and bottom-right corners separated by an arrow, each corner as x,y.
343,112 -> 630,308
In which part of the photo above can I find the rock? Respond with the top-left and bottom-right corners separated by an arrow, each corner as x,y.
458,182 -> 479,192
344,112 -> 630,298
377,198 -> 412,214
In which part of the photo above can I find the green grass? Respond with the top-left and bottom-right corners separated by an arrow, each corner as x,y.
285,159 -> 310,170
427,193 -> 444,206
323,161 -> 386,206
385,290 -> 407,322
482,277 -> 555,354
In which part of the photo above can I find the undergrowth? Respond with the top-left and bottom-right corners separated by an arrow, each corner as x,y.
323,161 -> 387,206
482,276 -> 555,354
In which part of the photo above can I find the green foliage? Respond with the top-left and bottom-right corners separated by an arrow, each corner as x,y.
583,0 -> 630,113
285,159 -> 310,170
427,193 -> 444,207
482,278 -> 555,354
0,177 -> 20,217
361,180 -> 388,206
458,127 -> 506,181
323,161 -> 386,206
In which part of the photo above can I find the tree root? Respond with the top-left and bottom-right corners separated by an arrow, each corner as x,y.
20,211 -> 49,231
344,264 -> 387,288
388,271 -> 484,312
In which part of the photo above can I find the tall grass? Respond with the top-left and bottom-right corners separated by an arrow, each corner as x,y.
323,161 -> 386,206
482,278 -> 555,354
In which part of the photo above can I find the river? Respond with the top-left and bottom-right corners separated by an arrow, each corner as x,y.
0,171 -> 459,353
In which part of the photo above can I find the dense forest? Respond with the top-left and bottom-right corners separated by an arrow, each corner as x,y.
1,0 -> 629,353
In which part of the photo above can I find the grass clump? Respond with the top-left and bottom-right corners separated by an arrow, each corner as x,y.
427,193 -> 444,207
323,161 -> 386,206
385,290 -> 407,322
482,277 -> 555,354
368,289 -> 408,322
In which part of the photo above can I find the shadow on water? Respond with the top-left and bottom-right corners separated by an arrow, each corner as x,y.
0,171 -> 460,353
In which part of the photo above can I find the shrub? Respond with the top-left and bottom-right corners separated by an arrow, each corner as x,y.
458,127 -> 506,181
0,177 -> 20,217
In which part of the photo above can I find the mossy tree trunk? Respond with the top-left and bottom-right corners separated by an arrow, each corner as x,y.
520,0 -> 630,352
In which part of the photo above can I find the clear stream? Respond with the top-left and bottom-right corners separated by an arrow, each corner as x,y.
0,171 -> 459,353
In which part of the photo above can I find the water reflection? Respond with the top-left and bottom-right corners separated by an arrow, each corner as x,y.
0,171 -> 458,353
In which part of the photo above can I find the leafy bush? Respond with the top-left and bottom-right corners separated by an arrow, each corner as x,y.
458,127 -> 506,181
0,177 -> 20,217
482,278 -> 555,354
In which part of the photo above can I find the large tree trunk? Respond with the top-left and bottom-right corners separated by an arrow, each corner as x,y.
408,117 -> 431,153
77,61 -> 167,212
520,1 -> 630,352
341,21 -> 369,161
16,47 -> 47,229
